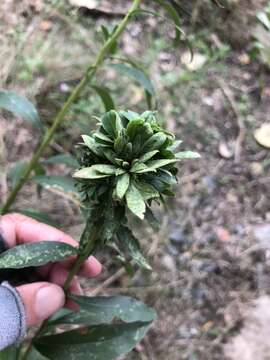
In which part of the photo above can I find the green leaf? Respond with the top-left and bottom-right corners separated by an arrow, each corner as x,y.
50,294 -> 156,325
73,167 -> 111,179
35,322 -> 153,360
130,162 -> 149,173
8,161 -> 28,189
126,183 -> 146,219
146,158 -> 178,169
43,154 -> 78,168
0,91 -> 42,129
110,63 -> 155,96
33,175 -> 78,194
135,182 -> 159,200
119,110 -> 140,121
115,173 -> 130,199
94,132 -> 114,144
155,0 -> 181,45
91,164 -> 117,175
16,209 -> 59,227
0,241 -> 77,269
28,348 -> 49,360
145,207 -> 160,230
114,132 -> 127,154
126,119 -> 144,139
257,11 -> 270,30
117,226 -> 151,270
175,151 -> 201,159
91,85 -> 115,111
0,346 -> 18,360
101,110 -> 123,138
167,139 -> 182,151
9,161 -> 45,189
142,132 -> 167,152
82,135 -> 102,156
139,150 -> 159,163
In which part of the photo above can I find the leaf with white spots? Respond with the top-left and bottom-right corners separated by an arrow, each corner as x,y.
50,294 -> 156,326
0,241 -> 78,269
126,182 -> 146,219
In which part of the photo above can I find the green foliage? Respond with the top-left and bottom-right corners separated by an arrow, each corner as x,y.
251,3 -> 270,66
15,209 -> 59,227
0,1 -> 201,358
0,241 -> 77,269
91,85 -> 115,111
35,322 -> 152,360
43,154 -> 78,168
73,109 -> 199,266
50,294 -> 156,325
0,91 -> 42,129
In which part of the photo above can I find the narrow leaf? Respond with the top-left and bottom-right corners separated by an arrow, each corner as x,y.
73,167 -> 111,179
155,0 -> 181,45
146,158 -> 178,169
16,209 -> 59,227
117,226 -> 151,270
135,182 -> 159,200
0,241 -> 77,269
130,162 -> 149,173
91,164 -> 117,175
110,63 -> 155,96
82,135 -> 102,156
0,91 -> 42,129
94,132 -> 114,144
139,150 -> 159,163
115,173 -> 130,199
33,176 -> 77,194
91,85 -> 115,111
35,322 -> 153,360
175,151 -> 201,159
142,132 -> 167,152
126,183 -> 146,219
101,110 -> 123,139
50,294 -> 156,325
126,119 -> 144,139
8,161 -> 28,189
43,154 -> 78,168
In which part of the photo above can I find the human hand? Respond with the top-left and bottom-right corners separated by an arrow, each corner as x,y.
0,213 -> 102,327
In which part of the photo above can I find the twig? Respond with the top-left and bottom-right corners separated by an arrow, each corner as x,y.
88,267 -> 127,296
218,79 -> 246,163
0,121 -> 8,201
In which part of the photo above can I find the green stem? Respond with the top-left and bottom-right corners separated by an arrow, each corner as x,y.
1,0 -> 142,216
63,224 -> 99,291
20,2 -> 142,358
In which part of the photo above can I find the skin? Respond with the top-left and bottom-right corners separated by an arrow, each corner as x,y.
0,213 -> 102,326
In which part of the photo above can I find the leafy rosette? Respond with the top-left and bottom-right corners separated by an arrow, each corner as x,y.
74,110 -> 199,269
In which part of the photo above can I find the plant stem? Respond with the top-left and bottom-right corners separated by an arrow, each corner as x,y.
63,224 -> 100,291
1,0 -> 142,216
19,1 -> 142,358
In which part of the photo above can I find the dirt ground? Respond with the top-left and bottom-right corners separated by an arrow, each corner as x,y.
1,1 -> 270,359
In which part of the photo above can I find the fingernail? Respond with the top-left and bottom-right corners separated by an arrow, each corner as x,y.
35,285 -> 65,321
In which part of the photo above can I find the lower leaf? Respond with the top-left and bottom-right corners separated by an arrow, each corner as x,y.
35,322 -> 153,360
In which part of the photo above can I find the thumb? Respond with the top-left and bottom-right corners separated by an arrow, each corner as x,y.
16,282 -> 65,326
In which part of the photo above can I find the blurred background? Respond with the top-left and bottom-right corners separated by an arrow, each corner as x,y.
1,1 -> 270,359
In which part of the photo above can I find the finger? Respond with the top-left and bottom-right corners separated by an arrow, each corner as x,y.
0,214 -> 102,276
49,264 -> 82,310
0,213 -> 77,248
16,282 -> 65,326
